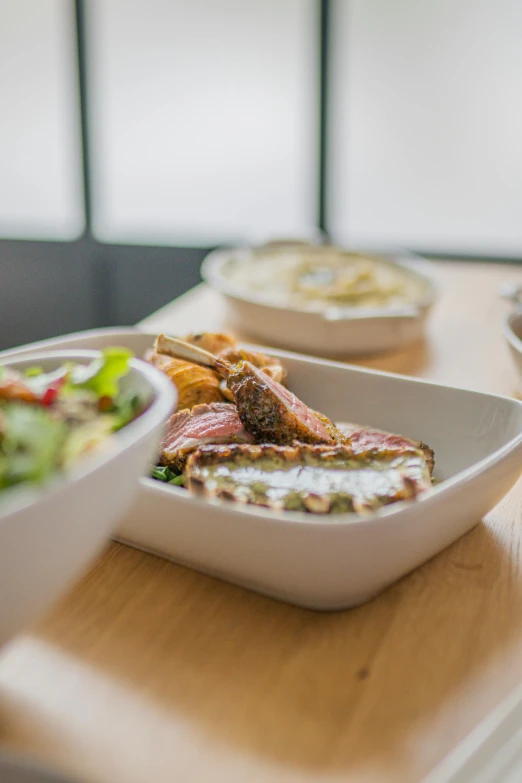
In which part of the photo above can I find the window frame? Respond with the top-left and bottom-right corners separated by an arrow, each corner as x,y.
1,0 -> 520,350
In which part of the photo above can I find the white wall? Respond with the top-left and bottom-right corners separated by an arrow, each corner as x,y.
329,0 -> 522,255
0,0 -> 84,239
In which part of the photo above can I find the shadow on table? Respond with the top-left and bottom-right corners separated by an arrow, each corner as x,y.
33,496 -> 522,781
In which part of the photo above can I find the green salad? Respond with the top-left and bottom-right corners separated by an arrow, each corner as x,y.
150,465 -> 185,486
0,348 -> 144,494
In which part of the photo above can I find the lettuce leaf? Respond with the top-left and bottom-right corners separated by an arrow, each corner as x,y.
0,404 -> 66,489
70,347 -> 134,399
0,348 -> 136,494
151,465 -> 184,486
112,391 -> 144,430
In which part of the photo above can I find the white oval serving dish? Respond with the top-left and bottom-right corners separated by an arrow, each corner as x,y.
0,349 -> 176,646
201,243 -> 438,356
3,328 -> 522,611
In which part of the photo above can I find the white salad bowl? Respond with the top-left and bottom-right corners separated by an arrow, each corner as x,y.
0,349 -> 176,646
201,244 -> 438,356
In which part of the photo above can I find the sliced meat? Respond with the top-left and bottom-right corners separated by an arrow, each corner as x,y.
226,360 -> 334,445
185,442 -> 432,515
160,402 -> 253,471
337,422 -> 435,475
219,347 -> 287,385
154,334 -> 334,446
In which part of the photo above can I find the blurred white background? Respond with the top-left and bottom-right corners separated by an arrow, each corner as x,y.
1,0 -> 521,254
0,0 -> 83,238
88,0 -> 318,245
329,0 -> 522,255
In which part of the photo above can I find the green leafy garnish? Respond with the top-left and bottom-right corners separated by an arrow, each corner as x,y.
151,465 -> 176,482
70,347 -> 133,399
151,465 -> 184,486
112,391 -> 143,431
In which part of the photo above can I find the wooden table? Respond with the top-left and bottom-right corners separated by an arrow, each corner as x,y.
1,261 -> 522,783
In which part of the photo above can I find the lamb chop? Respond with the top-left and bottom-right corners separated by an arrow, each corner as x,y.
185,442 -> 432,515
183,333 -> 288,402
155,334 -> 336,446
146,332 -> 287,409
160,402 -> 253,472
182,332 -> 237,356
183,333 -> 286,383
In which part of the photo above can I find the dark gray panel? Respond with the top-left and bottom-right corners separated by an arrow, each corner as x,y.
0,239 -> 208,352
0,239 -> 98,350
104,245 -> 207,325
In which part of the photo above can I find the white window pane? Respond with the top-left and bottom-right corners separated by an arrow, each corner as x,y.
329,0 -> 522,255
88,0 -> 318,245
0,0 -> 84,239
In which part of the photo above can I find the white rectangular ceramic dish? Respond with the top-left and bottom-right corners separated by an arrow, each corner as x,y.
3,327 -> 522,611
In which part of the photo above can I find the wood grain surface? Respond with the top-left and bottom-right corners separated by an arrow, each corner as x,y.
1,261 -> 522,783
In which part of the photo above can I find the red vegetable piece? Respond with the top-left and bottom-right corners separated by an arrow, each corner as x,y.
40,377 -> 65,407
98,395 -> 113,412
41,386 -> 58,406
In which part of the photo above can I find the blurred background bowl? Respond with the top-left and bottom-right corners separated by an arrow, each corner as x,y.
201,242 -> 438,356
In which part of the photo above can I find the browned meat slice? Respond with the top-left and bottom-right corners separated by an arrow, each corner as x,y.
160,402 -> 253,471
155,335 -> 335,446
224,361 -> 334,444
337,422 -> 435,475
217,348 -> 288,403
185,442 -> 432,514
219,347 -> 287,385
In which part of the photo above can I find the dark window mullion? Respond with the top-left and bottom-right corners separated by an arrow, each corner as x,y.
73,0 -> 93,237
318,0 -> 330,235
